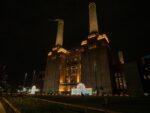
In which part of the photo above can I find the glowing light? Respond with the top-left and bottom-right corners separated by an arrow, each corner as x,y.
76,83 -> 86,95
81,40 -> 87,46
29,85 -> 39,95
88,33 -> 97,39
71,83 -> 93,95
52,47 -> 57,51
59,85 -> 71,92
59,78 -> 63,83
77,74 -> 80,83
48,51 -> 52,56
103,34 -> 109,43
57,47 -> 69,54
97,34 -> 109,43
59,86 -> 65,92
97,35 -> 103,40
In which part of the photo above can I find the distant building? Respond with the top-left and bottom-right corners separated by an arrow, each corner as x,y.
112,51 -> 144,96
123,62 -> 143,96
111,51 -> 128,95
139,55 -> 150,93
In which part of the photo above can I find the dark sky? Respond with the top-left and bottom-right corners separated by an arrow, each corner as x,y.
0,0 -> 150,85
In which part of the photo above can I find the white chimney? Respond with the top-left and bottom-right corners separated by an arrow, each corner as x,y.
89,2 -> 99,34
55,19 -> 64,46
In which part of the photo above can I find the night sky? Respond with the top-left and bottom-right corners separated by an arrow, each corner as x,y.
0,0 -> 150,86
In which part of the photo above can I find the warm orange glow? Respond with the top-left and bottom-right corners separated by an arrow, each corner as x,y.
48,51 -> 52,56
97,34 -> 109,43
97,35 -> 103,40
65,86 -> 71,91
77,73 -> 80,83
81,40 -> 87,46
77,64 -> 81,83
77,76 -> 80,83
103,34 -> 109,43
59,78 -> 63,83
52,47 -> 57,51
59,85 -> 71,92
57,47 -> 69,54
88,33 -> 96,39
59,86 -> 65,92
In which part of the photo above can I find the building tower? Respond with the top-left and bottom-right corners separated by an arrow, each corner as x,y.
80,1 -> 112,95
89,2 -> 99,33
55,19 -> 64,47
43,19 -> 69,93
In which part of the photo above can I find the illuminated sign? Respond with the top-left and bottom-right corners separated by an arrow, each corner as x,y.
71,83 -> 93,95
29,85 -> 39,95
77,83 -> 86,94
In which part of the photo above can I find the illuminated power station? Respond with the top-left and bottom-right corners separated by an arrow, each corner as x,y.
43,2 -> 143,96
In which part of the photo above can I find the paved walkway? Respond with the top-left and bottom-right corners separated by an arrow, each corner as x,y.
0,102 -> 6,113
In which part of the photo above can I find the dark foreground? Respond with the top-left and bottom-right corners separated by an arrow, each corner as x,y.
1,95 -> 150,113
